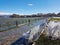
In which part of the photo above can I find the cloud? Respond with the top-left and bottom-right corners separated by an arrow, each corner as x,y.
27,3 -> 33,6
0,12 -> 12,15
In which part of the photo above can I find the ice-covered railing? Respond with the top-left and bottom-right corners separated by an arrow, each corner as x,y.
11,19 -> 48,45
22,19 -> 48,41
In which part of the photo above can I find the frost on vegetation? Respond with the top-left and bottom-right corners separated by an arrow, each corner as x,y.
46,21 -> 60,39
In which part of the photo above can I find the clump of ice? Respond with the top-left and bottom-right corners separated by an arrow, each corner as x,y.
48,21 -> 58,28
46,21 -> 60,39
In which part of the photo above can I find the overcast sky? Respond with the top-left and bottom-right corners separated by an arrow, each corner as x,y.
0,0 -> 60,15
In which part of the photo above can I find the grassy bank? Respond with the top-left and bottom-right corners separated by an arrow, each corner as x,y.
48,18 -> 60,21
35,32 -> 60,45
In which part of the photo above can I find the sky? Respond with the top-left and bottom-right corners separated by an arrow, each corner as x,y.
0,0 -> 60,15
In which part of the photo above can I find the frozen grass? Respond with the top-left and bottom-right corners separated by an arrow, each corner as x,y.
35,30 -> 60,45
35,18 -> 60,45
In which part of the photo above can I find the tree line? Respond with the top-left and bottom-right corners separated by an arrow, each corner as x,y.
9,13 -> 60,18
